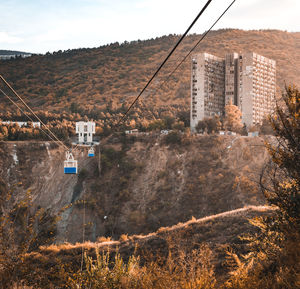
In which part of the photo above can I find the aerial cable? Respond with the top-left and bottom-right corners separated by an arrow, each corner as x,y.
0,87 -> 57,142
0,75 -> 69,151
140,0 -> 236,117
0,74 -> 68,150
116,0 -> 213,126
80,190 -> 86,273
158,0 -> 236,90
124,0 -> 236,124
0,74 -> 67,149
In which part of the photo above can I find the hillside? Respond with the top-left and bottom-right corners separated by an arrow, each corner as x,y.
0,134 -> 272,243
23,205 -> 275,285
0,29 -> 299,129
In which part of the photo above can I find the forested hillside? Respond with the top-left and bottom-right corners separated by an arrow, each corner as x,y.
0,29 -> 299,129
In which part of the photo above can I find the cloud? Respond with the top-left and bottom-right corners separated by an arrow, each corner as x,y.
0,31 -> 23,44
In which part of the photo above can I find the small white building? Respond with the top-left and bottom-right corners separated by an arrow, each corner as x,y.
160,130 -> 169,135
76,121 -> 95,144
125,129 -> 139,134
0,121 -> 41,128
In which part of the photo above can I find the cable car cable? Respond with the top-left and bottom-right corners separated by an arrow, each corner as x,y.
136,0 -> 236,118
0,75 -> 69,151
0,87 -> 58,142
0,83 -> 77,174
118,0 -> 236,126
158,0 -> 236,91
0,74 -> 68,150
116,0 -> 213,126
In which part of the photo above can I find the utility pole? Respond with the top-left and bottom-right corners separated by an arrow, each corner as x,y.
98,143 -> 101,177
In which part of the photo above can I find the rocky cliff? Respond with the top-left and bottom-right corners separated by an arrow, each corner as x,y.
0,134 -> 271,243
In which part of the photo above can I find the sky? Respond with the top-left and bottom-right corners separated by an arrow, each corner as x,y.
0,0 -> 299,54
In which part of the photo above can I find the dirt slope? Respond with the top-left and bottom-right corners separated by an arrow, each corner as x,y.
25,205 -> 276,282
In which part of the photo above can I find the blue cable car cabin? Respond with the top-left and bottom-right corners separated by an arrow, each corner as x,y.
64,151 -> 78,174
88,147 -> 95,157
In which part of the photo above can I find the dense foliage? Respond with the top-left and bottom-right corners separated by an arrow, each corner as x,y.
225,85 -> 300,288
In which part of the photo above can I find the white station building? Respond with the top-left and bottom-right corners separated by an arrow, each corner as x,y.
76,121 -> 95,144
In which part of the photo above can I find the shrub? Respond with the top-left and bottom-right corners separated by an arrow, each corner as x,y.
164,131 -> 182,145
78,168 -> 88,180
119,234 -> 129,242
224,85 -> 300,289
65,243 -> 216,289
97,236 -> 111,243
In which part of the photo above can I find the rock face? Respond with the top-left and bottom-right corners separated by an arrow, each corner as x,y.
0,135 -> 271,243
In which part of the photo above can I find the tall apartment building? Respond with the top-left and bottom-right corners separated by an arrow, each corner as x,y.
191,53 -> 225,131
190,52 -> 276,132
225,52 -> 239,106
238,52 -> 276,126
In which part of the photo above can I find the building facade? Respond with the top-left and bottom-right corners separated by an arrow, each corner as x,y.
225,52 -> 239,106
190,53 -> 225,131
0,121 -> 40,128
0,54 -> 32,60
190,52 -> 276,131
239,52 -> 276,126
76,121 -> 95,144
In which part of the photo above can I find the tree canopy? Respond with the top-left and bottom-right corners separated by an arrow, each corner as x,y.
223,101 -> 242,132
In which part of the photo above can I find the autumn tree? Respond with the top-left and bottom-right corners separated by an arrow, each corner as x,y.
223,101 -> 242,132
148,119 -> 166,131
262,85 -> 300,231
172,120 -> 185,131
226,86 -> 300,288
0,182 -> 58,288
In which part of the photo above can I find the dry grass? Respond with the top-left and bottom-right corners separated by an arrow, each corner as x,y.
38,205 -> 275,256
20,205 -> 275,276
3,205 -> 286,288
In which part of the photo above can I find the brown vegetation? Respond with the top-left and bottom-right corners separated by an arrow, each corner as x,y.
0,29 -> 299,132
15,205 -> 275,288
0,133 -> 270,243
0,82 -> 298,287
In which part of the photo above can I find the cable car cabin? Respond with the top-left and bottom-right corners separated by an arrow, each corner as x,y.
88,147 -> 95,157
64,151 -> 78,174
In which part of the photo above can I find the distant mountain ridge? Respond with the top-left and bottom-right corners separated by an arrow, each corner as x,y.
0,50 -> 32,55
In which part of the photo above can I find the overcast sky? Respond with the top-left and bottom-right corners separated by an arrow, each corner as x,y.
1,0 -> 299,54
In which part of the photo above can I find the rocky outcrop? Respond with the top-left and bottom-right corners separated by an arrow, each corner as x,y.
0,135 -> 271,243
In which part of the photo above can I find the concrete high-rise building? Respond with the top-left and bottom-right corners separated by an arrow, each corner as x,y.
225,52 -> 239,106
190,52 -> 276,131
238,52 -> 276,126
190,53 -> 225,132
